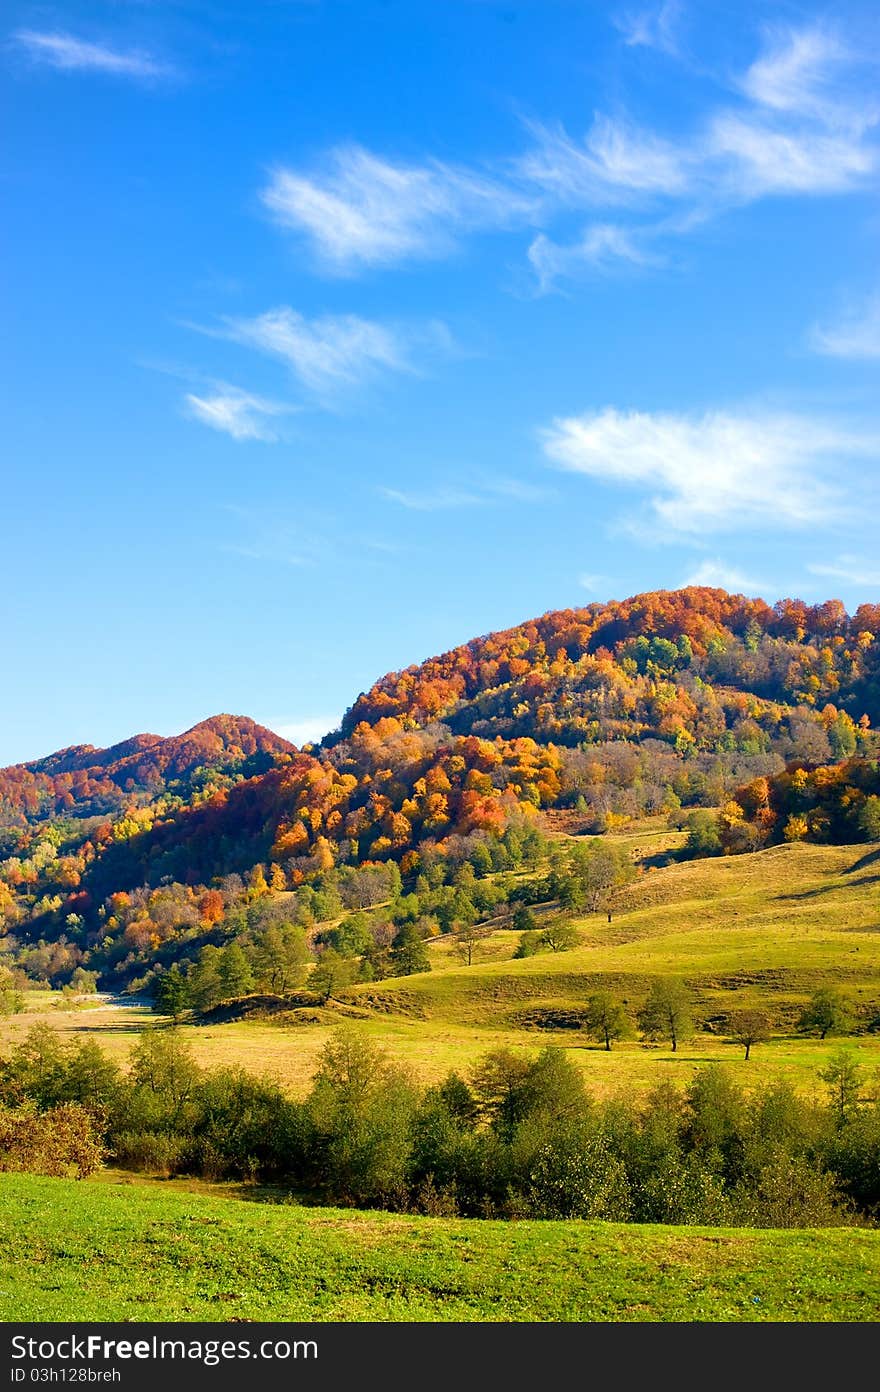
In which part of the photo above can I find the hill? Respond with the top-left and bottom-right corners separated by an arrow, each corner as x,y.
0,586 -> 878,995
0,715 -> 293,827
4,836 -> 879,1102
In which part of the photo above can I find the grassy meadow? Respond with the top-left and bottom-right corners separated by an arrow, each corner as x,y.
3,837 -> 879,1101
2,1172 -> 879,1322
3,835 -> 880,1325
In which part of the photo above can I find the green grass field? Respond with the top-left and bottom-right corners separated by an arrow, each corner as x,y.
3,839 -> 878,1100
2,1172 -> 879,1322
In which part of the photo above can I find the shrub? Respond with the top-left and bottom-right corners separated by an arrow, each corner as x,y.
0,1102 -> 103,1179
112,1130 -> 193,1177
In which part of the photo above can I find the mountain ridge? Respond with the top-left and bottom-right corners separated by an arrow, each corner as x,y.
1,585 -> 878,992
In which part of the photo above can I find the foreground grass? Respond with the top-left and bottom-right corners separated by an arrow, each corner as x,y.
1,1173 -> 879,1322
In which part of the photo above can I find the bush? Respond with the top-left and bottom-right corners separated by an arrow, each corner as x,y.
0,1102 -> 103,1178
731,1150 -> 848,1228
112,1130 -> 193,1177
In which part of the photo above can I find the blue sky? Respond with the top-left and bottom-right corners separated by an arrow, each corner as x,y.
3,0 -> 879,765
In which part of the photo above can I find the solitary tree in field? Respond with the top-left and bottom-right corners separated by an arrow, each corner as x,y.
638,978 -> 694,1052
727,1009 -> 771,1059
454,922 -> 492,966
797,987 -> 855,1040
584,992 -> 634,1051
540,920 -> 580,953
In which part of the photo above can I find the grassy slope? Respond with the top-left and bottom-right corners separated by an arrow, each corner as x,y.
3,840 -> 879,1098
2,1173 -> 878,1323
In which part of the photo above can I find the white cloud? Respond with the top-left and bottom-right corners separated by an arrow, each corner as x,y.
528,224 -> 655,291
540,406 -> 870,534
260,145 -> 535,271
251,26 -> 877,284
270,715 -> 341,747
808,556 -> 880,587
218,308 -> 409,395
520,115 -> 691,205
707,112 -> 875,197
381,486 -> 484,511
518,24 -> 877,225
811,296 -> 880,359
683,559 -> 767,593
13,29 -> 169,79
183,387 -> 293,442
381,477 -> 551,511
614,2 -> 682,55
740,25 -> 856,122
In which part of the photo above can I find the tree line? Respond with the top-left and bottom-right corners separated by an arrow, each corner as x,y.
1,1024 -> 878,1228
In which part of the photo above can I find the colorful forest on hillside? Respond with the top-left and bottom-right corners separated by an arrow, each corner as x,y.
1,587 -> 878,998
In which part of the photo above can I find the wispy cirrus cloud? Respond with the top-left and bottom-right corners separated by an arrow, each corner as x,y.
522,29 -> 877,209
12,29 -> 171,79
183,386 -> 294,442
540,406 -> 871,535
194,308 -> 412,396
253,25 -> 878,291
381,486 -> 484,511
381,477 -> 551,511
528,223 -> 656,291
811,295 -> 880,359
516,24 -> 878,289
520,114 -> 691,205
614,2 -> 683,56
260,145 -> 536,272
739,24 -> 864,125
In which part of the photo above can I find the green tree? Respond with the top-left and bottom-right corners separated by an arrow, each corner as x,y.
0,987 -> 25,1017
540,920 -> 579,953
684,811 -> 722,857
1,1025 -> 66,1105
307,1029 -> 418,1207
857,796 -> 880,841
389,924 -> 432,976
471,1045 -> 588,1138
189,945 -> 224,1012
217,943 -> 254,1001
639,978 -> 694,1052
310,948 -> 356,1003
513,928 -> 543,959
512,904 -> 537,934
129,1029 -> 201,1127
584,992 -> 634,1051
152,964 -> 192,1021
569,840 -> 635,911
327,913 -> 373,959
797,988 -> 855,1040
59,1040 -> 124,1113
469,841 -> 493,879
252,924 -> 310,992
821,1049 -> 863,1127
